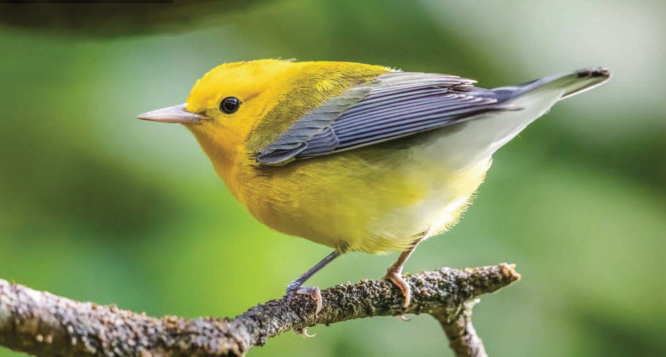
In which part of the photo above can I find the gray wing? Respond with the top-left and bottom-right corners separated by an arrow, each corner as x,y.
255,72 -> 512,165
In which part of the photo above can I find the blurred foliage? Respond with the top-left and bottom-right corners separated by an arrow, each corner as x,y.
0,0 -> 665,356
0,0 -> 263,37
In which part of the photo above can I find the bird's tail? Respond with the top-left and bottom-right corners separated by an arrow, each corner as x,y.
491,67 -> 611,103
436,68 -> 611,170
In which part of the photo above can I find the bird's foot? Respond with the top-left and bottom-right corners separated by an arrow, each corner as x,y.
384,269 -> 411,308
286,284 -> 323,314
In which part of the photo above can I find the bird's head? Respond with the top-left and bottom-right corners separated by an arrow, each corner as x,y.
138,59 -> 302,174
138,59 -> 387,187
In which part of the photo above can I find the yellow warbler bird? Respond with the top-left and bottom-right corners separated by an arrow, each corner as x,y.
138,60 -> 610,312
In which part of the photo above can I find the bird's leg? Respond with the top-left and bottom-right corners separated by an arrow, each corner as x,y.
286,250 -> 340,314
384,238 -> 423,308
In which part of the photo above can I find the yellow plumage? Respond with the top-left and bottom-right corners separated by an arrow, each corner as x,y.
182,60 -> 487,253
138,59 -> 610,309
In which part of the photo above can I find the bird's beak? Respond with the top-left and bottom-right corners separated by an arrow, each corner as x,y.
137,104 -> 207,124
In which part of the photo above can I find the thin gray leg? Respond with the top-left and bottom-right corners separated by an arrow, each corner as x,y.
286,250 -> 340,295
285,250 -> 341,314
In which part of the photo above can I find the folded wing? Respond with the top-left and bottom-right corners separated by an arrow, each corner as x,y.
255,72 -> 514,165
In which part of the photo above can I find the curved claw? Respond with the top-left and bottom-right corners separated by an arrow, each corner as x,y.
300,287 -> 323,314
397,315 -> 411,322
295,327 -> 317,338
384,271 -> 412,308
287,286 -> 323,314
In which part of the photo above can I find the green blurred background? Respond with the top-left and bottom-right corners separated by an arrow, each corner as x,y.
1,0 -> 665,356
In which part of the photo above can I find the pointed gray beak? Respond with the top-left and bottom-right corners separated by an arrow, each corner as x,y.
137,104 -> 207,124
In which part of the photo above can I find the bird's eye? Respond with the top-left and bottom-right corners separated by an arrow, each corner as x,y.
219,97 -> 241,114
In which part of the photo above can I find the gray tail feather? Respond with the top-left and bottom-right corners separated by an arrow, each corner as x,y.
491,67 -> 611,103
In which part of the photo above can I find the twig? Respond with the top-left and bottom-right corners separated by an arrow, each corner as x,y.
436,300 -> 488,357
0,264 -> 519,357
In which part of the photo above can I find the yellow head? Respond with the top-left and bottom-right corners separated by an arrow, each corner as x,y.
138,59 -> 389,189
185,59 -> 298,172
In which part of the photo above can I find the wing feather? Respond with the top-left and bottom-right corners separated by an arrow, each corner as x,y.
254,72 -> 508,165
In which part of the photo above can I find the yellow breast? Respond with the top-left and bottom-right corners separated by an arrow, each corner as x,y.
232,137 -> 491,254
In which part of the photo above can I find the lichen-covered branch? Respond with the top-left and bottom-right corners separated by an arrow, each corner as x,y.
0,264 -> 519,357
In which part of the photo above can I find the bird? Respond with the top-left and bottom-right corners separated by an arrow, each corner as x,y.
138,59 -> 610,313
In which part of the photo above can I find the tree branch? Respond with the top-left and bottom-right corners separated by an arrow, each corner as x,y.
0,264 -> 519,357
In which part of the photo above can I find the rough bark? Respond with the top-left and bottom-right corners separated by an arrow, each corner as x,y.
0,264 -> 519,357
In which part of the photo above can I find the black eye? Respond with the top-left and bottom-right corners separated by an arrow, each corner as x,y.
219,97 -> 240,114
